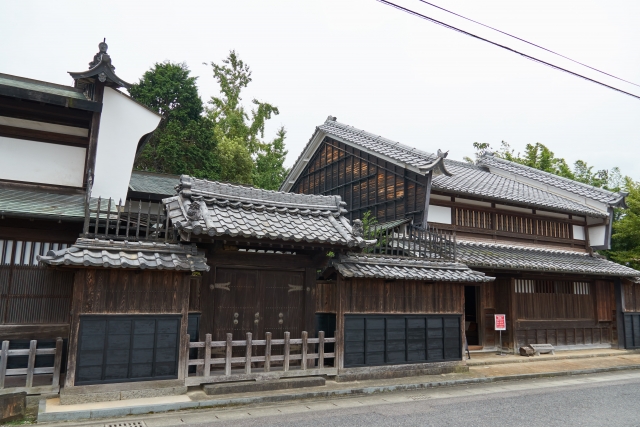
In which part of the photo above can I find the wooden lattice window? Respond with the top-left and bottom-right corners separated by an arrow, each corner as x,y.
496,213 -> 534,234
515,279 -> 590,295
455,208 -> 492,229
536,219 -> 571,239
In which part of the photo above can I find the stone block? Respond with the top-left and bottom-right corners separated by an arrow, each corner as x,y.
203,377 -> 326,396
0,392 -> 26,423
120,386 -> 187,400
59,390 -> 120,405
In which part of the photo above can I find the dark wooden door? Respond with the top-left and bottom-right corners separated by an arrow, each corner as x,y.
624,313 -> 640,349
212,268 -> 259,342
259,270 -> 305,341
344,314 -> 461,368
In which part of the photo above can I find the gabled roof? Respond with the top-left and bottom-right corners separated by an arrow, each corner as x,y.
456,240 -> 640,277
478,153 -> 626,206
37,238 -> 209,271
282,117 -> 606,218
129,171 -> 179,197
164,175 -> 374,248
328,253 -> 493,282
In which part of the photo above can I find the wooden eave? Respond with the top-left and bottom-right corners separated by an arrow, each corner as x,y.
0,83 -> 101,113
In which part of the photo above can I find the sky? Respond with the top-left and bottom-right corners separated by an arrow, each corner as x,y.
1,0 -> 639,180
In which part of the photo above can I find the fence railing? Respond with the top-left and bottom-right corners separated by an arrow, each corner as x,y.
0,338 -> 63,394
83,197 -> 176,242
364,223 -> 457,261
185,331 -> 336,386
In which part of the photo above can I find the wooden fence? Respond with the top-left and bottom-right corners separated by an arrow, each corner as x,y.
185,331 -> 337,386
0,338 -> 63,395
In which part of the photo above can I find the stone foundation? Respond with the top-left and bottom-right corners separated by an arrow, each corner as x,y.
335,360 -> 467,382
59,379 -> 187,405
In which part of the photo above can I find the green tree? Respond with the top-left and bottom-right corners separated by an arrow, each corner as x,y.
130,62 -> 220,177
605,177 -> 640,269
206,50 -> 287,186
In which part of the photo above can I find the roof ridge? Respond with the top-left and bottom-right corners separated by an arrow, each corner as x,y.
457,239 -> 591,256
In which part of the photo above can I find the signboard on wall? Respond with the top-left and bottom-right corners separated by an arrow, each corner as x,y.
495,314 -> 506,331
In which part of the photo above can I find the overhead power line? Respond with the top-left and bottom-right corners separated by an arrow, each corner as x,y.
376,0 -> 640,101
415,0 -> 640,89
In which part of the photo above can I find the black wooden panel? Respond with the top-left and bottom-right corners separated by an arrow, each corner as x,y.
344,315 -> 461,367
624,313 -> 640,349
76,315 -> 181,385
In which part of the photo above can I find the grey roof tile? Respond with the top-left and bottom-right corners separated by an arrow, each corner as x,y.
164,175 -> 375,247
478,153 -> 625,205
37,238 -> 209,271
456,240 -> 640,277
329,253 -> 494,282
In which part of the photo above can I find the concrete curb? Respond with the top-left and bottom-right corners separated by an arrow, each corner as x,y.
467,350 -> 640,366
38,364 -> 640,423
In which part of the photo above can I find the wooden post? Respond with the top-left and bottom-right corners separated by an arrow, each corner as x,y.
183,334 -> 190,380
245,332 -> 252,374
225,333 -> 232,376
26,340 -> 36,388
301,331 -> 308,370
318,331 -> 325,369
52,337 -> 63,388
334,330 -> 339,368
264,332 -> 272,372
284,331 -> 290,372
0,341 -> 8,389
204,334 -> 212,377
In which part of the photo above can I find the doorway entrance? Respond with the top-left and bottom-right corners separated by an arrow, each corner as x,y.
464,286 -> 480,347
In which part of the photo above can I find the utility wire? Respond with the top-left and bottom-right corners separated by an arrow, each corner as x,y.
376,0 -> 640,101
415,0 -> 640,89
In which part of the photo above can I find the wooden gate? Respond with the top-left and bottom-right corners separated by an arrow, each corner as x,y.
211,268 -> 305,347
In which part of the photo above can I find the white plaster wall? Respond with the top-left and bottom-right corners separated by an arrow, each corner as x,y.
572,225 -> 585,241
588,225 -> 607,247
428,205 -> 452,224
0,136 -> 85,187
92,87 -> 161,202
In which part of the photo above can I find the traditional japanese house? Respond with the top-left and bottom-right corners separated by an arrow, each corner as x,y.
0,41 -> 161,395
281,116 -> 640,353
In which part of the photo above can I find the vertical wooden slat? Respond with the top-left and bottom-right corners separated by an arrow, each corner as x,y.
265,332 -> 272,372
145,201 -> 152,238
126,200 -> 132,238
115,199 -> 122,237
156,201 -> 162,241
225,333 -> 232,376
318,331 -> 325,369
105,198 -> 112,236
0,341 -> 8,389
245,332 -> 252,374
182,334 -> 190,380
204,333 -> 211,377
25,340 -> 36,388
301,331 -> 308,370
284,331 -> 290,372
94,197 -> 101,235
51,337 -> 63,388
136,200 -> 142,239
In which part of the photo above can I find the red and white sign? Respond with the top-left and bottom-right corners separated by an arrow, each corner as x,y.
495,314 -> 506,331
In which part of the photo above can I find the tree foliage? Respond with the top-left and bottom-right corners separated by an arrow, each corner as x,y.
606,177 -> 640,270
130,53 -> 288,190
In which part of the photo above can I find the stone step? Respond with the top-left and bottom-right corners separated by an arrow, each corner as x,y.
202,376 -> 325,395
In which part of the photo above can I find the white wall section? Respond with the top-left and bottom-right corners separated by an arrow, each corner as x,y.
427,205 -> 452,224
0,136 -> 85,187
91,87 -> 161,202
572,225 -> 585,241
588,225 -> 606,247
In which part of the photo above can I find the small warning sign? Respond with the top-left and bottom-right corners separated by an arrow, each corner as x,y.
495,314 -> 506,331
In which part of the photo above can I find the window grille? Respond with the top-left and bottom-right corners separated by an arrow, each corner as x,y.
515,279 -> 590,295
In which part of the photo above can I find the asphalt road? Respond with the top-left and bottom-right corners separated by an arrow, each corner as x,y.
166,371 -> 640,427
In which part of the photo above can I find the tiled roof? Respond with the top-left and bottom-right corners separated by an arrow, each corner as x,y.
329,253 -> 494,282
432,160 -> 606,217
456,240 -> 640,277
283,118 -> 606,218
478,153 -> 625,205
129,171 -> 179,196
0,188 -> 93,220
164,175 -> 374,247
0,73 -> 87,100
37,238 -> 209,271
